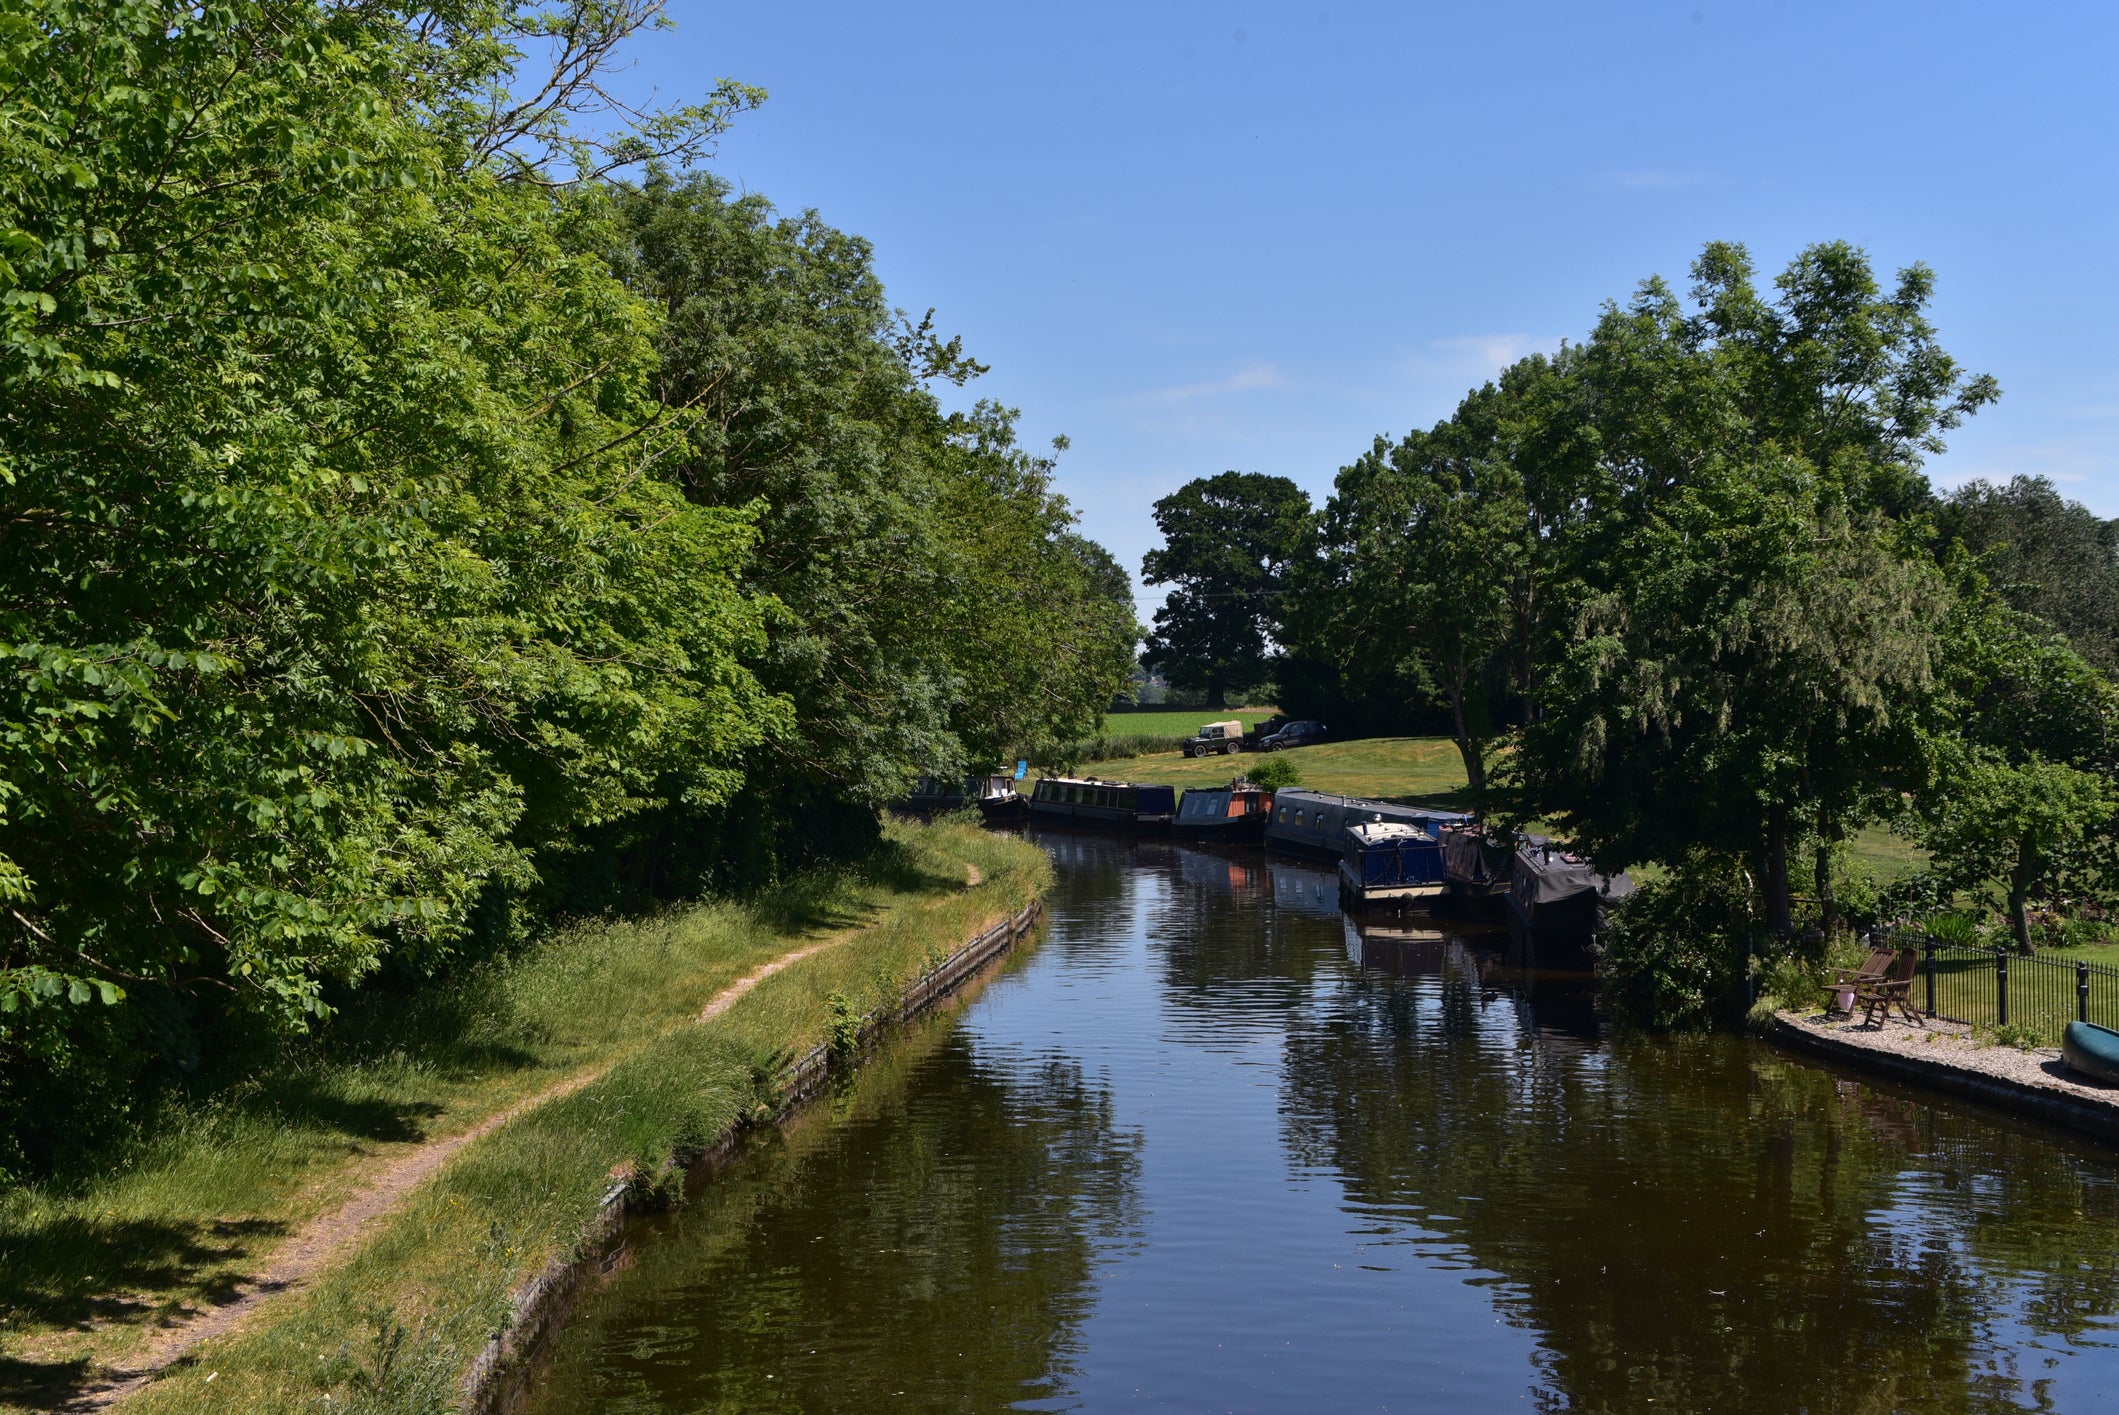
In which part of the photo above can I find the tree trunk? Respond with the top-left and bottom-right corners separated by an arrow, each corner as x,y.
1813,804 -> 1837,936
2009,837 -> 2037,955
1206,681 -> 1226,710
1448,683 -> 1486,799
1763,803 -> 1792,938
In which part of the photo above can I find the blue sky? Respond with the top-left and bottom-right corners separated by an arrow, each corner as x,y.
614,2 -> 2119,612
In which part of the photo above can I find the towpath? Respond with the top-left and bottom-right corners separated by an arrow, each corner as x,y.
63,862 -> 991,1410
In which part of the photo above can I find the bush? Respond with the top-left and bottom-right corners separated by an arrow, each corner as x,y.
1595,850 -> 1754,1030
1247,756 -> 1303,791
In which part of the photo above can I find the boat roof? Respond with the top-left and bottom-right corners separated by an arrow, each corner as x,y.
1346,821 -> 1435,844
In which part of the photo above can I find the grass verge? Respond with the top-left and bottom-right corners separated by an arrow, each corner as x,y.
0,820 -> 1048,1414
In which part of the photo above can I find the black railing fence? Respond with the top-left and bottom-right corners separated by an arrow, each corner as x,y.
1876,928 -> 2119,1045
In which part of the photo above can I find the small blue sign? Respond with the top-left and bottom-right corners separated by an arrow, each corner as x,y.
1014,759 -> 1029,780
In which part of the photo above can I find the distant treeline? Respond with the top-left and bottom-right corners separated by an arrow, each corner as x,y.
1140,245 -> 2119,1024
0,1 -> 1135,1177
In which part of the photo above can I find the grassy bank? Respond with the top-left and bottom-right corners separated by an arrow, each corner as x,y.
0,821 -> 1048,1414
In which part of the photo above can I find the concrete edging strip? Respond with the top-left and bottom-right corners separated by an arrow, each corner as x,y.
1768,1013 -> 2119,1145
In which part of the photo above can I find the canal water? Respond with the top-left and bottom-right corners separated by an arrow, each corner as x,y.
524,833 -> 2119,1413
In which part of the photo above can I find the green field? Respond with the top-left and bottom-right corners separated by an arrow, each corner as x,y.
1098,707 -> 1280,737
1082,734 -> 1473,806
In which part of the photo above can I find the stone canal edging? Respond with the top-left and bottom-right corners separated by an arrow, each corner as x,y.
458,896 -> 1046,1415
1769,1009 -> 2119,1145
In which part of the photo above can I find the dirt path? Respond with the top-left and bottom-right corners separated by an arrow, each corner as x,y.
66,882 -> 1002,1411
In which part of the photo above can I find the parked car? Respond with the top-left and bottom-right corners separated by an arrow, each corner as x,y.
1257,719 -> 1326,752
1184,719 -> 1247,757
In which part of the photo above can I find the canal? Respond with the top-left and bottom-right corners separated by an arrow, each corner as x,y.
525,832 -> 2119,1412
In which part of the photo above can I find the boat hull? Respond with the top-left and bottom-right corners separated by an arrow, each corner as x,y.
2063,1020 -> 2119,1085
1173,814 -> 1267,844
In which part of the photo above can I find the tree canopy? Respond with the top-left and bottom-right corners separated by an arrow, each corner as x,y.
1140,472 -> 1311,708
0,0 -> 1133,1177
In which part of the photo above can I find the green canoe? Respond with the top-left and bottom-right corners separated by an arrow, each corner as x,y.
2062,1020 -> 2119,1085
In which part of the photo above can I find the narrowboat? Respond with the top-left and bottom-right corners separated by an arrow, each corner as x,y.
972,774 -> 1028,823
1263,788 -> 1469,857
1337,820 -> 1448,910
1504,835 -> 1635,964
1026,776 -> 1176,831
899,774 -> 969,816
1173,778 -> 1273,842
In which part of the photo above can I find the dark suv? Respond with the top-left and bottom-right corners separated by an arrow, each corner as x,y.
1257,719 -> 1325,752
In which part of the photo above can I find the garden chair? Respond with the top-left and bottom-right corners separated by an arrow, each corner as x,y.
1854,948 -> 1924,1028
1821,947 -> 1895,1010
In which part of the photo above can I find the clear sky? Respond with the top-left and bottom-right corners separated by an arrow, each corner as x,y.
612,1 -> 2119,613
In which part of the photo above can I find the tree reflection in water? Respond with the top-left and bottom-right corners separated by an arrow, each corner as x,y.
526,1013 -> 1142,1414
1285,925 -> 2119,1413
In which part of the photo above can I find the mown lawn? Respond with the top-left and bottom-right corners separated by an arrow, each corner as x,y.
0,821 -> 1048,1415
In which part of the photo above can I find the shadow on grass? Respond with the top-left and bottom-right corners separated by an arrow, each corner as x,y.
0,1213 -> 286,1339
745,837 -> 964,938
257,1077 -> 448,1146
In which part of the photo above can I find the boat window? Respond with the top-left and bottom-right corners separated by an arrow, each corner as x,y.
1276,807 -> 1286,822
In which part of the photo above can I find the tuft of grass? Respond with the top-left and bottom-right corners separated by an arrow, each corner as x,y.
0,822 -> 1048,1414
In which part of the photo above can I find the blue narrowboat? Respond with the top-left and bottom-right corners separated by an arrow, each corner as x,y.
1264,788 -> 1469,857
1337,821 -> 1448,910
1027,776 -> 1177,831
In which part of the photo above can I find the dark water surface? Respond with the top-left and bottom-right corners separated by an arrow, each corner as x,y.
525,834 -> 2119,1413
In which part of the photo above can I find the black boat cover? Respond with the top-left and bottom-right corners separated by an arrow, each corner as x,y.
1512,837 -> 1636,905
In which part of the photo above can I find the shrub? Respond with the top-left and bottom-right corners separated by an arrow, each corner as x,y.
1247,756 -> 1303,791
1596,850 -> 1754,1030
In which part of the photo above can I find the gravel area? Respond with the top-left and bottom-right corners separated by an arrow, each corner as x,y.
1777,1007 -> 2119,1109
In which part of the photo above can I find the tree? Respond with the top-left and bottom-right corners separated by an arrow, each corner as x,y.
613,173 -> 1134,805
1940,476 -> 2119,672
1140,473 -> 1313,708
0,1 -> 780,1169
1513,242 -> 1991,935
1917,591 -> 2119,952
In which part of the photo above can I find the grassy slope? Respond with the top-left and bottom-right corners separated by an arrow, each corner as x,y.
1082,734 -> 1930,885
0,821 -> 1047,1414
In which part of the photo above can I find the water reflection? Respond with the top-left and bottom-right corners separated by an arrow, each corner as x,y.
526,1011 -> 1143,1413
531,837 -> 2119,1414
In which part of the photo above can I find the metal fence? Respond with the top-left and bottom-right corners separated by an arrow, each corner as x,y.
1877,928 -> 2119,1045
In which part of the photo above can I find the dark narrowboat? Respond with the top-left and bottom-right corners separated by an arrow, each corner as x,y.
1504,835 -> 1635,964
899,774 -> 969,816
1337,820 -> 1448,909
1263,788 -> 1469,857
972,774 -> 1028,823
1027,776 -> 1177,831
1173,778 -> 1273,842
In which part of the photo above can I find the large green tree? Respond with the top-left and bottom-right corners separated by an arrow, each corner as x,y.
1514,241 -> 1992,934
610,172 -> 1135,807
0,0 -> 780,1167
1140,472 -> 1313,708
